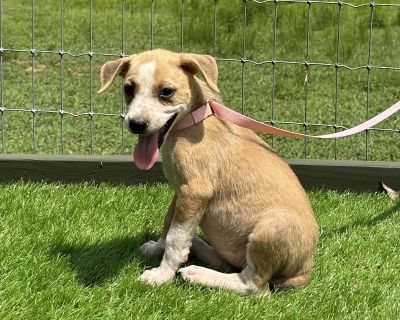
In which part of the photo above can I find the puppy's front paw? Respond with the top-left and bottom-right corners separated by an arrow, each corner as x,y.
139,267 -> 174,286
140,240 -> 164,258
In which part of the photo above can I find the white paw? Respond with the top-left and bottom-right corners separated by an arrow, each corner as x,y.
179,265 -> 208,284
139,267 -> 174,286
140,240 -> 164,258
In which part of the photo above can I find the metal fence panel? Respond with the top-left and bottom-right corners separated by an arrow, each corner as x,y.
0,0 -> 398,160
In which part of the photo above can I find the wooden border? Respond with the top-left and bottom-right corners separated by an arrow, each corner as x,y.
0,154 -> 399,192
287,159 -> 400,192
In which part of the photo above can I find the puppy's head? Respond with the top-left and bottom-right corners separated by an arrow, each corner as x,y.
98,49 -> 219,170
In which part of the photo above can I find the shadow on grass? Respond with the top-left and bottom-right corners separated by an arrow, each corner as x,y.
321,200 -> 400,239
51,233 -> 160,287
51,202 -> 399,288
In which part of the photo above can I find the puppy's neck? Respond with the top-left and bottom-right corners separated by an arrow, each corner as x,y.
189,76 -> 221,112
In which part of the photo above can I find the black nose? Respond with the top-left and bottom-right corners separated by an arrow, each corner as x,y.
129,119 -> 148,134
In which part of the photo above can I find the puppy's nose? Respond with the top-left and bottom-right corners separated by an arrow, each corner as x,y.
129,119 -> 148,134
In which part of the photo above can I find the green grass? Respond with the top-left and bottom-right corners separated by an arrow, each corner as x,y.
0,0 -> 399,160
0,182 -> 399,319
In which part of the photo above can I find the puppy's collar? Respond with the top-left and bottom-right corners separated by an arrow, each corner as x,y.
171,100 -> 214,131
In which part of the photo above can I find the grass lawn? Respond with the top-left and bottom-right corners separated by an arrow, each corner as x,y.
0,182 -> 399,319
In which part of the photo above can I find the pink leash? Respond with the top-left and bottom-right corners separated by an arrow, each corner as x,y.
173,99 -> 400,139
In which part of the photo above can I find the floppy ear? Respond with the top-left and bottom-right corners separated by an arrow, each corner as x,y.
98,56 -> 134,93
180,53 -> 219,93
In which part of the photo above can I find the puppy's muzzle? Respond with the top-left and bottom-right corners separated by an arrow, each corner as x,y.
129,119 -> 148,134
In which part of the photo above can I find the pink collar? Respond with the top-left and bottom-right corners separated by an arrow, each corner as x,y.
171,102 -> 214,131
171,99 -> 400,139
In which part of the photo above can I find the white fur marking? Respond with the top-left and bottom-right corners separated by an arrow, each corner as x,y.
137,61 -> 156,96
179,265 -> 260,294
139,216 -> 201,286
124,60 -> 189,134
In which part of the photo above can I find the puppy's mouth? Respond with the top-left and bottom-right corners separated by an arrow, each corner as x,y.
157,113 -> 178,148
133,113 -> 178,170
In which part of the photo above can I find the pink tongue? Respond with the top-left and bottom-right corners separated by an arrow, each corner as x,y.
133,132 -> 160,170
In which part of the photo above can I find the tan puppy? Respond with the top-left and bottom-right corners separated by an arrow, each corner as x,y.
99,49 -> 319,294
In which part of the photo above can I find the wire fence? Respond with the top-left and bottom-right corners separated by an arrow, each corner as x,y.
0,0 -> 399,160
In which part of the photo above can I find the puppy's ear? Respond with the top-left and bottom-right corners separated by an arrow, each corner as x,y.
180,54 -> 219,93
98,56 -> 134,93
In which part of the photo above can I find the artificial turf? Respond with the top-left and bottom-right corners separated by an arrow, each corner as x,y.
0,182 -> 399,319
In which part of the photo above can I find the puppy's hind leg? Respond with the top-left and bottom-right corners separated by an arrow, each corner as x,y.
270,274 -> 310,291
191,236 -> 232,270
180,209 -> 317,294
247,209 -> 317,291
140,238 -> 165,258
179,264 -> 261,295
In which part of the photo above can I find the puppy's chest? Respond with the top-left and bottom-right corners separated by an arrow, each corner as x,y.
160,142 -> 182,188
160,133 -> 210,187
161,155 -> 179,187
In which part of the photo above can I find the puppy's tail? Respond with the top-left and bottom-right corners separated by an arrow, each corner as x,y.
379,181 -> 399,201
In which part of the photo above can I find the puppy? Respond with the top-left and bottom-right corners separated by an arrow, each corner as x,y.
98,49 -> 318,294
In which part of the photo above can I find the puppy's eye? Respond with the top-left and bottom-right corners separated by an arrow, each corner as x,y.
124,83 -> 134,96
159,87 -> 175,99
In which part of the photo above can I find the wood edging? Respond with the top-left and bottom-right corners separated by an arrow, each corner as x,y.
0,154 -> 399,192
